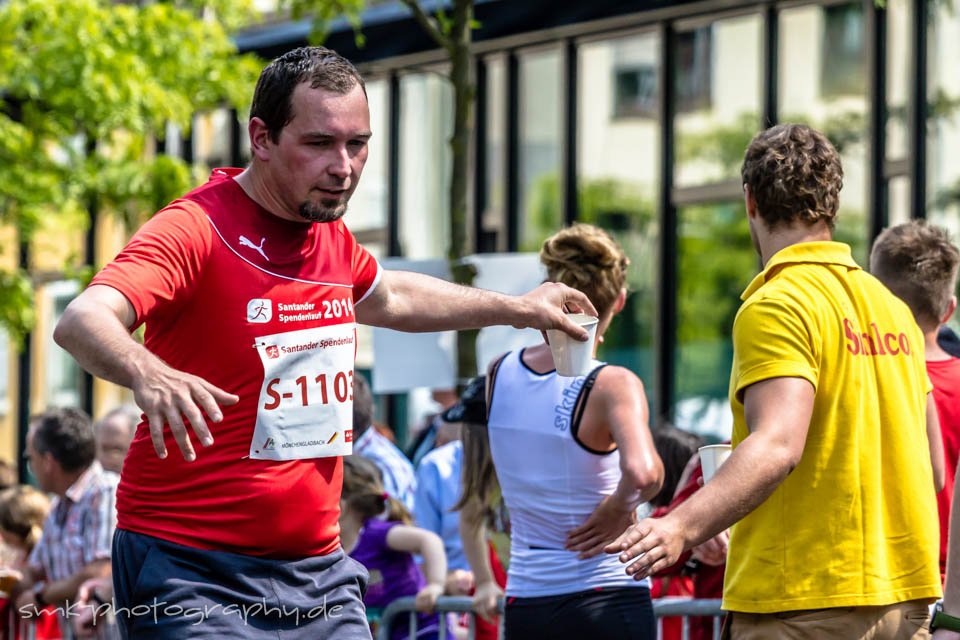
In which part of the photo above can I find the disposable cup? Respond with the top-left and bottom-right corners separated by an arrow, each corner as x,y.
546,313 -> 599,377
699,444 -> 732,483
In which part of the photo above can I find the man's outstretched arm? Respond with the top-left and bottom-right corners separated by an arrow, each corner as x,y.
355,270 -> 598,340
604,376 -> 814,579
54,285 -> 238,461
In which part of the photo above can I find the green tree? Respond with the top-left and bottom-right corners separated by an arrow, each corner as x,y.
0,0 -> 261,342
285,0 -> 480,383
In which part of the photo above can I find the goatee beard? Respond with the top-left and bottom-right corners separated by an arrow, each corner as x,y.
298,200 -> 347,223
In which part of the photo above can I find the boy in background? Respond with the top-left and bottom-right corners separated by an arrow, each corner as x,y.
872,220 -> 960,582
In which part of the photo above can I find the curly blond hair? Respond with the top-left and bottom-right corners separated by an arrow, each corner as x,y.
540,223 -> 629,315
741,124 -> 844,230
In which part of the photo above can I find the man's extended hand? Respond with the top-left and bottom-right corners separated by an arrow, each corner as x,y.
604,516 -> 686,580
516,282 -> 598,341
133,361 -> 239,461
566,495 -> 637,559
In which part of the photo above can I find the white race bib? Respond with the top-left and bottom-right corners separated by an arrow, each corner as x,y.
250,323 -> 356,461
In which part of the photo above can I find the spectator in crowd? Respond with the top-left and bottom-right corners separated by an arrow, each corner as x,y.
461,223 -> 665,640
0,460 -> 17,492
649,426 -> 703,510
0,485 -> 61,639
53,44 -> 594,639
353,372 -> 417,512
608,124 -> 943,639
407,389 -> 459,468
341,455 -> 449,640
12,408 -> 117,638
872,220 -> 960,585
93,406 -> 138,475
413,417 -> 468,574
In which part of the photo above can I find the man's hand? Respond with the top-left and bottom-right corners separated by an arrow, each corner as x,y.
133,360 -> 239,461
72,577 -> 112,639
414,583 -> 444,613
516,283 -> 598,341
605,516 -> 686,580
471,580 -> 503,623
691,530 -> 729,566
566,495 -> 637,559
444,569 -> 475,596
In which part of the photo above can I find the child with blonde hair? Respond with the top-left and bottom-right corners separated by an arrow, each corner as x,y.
340,455 -> 450,639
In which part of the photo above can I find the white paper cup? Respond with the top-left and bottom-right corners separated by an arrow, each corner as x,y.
546,313 -> 599,377
699,444 -> 732,483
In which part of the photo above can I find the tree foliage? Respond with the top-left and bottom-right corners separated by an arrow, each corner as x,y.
0,0 -> 261,342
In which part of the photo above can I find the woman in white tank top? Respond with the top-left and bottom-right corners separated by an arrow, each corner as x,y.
457,224 -> 664,640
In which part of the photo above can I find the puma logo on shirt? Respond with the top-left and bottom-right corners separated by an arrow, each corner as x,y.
239,235 -> 269,261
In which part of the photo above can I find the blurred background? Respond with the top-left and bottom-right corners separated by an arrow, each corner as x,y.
1,0 -> 958,468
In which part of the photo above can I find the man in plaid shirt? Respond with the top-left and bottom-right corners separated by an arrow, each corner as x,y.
12,408 -> 118,638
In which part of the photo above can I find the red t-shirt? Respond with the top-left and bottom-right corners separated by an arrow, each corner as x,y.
928,357 -> 960,581
91,168 -> 381,558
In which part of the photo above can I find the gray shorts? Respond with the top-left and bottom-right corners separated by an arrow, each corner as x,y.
111,528 -> 371,639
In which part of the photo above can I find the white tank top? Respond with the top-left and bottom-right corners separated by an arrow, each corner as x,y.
487,349 -> 650,597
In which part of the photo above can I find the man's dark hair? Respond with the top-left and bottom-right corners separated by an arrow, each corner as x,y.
31,408 -> 96,473
741,124 -> 844,230
250,46 -> 366,143
352,371 -> 374,439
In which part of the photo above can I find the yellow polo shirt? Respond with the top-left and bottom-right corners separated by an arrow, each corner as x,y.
723,241 -> 940,613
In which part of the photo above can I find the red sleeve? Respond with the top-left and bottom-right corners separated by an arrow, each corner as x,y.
90,200 -> 213,327
344,224 -> 381,304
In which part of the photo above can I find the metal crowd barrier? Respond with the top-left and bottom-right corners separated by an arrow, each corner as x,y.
376,595 -> 724,640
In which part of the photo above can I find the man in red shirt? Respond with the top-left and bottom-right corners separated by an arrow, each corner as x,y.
871,222 -> 960,583
53,46 -> 594,639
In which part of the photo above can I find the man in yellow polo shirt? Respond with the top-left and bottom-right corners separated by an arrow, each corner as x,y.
606,124 -> 943,638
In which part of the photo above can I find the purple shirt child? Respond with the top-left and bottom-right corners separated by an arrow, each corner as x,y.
350,518 -> 446,640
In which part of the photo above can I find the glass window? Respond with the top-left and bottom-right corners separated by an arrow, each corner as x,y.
611,36 -> 660,119
927,3 -> 960,235
518,48 -> 563,252
674,201 -> 754,439
820,4 -> 867,97
193,108 -> 231,168
886,0 -> 911,160
44,281 -> 82,408
481,56 -> 508,253
675,14 -> 763,187
399,71 -> 453,259
888,175 -> 912,227
349,78 -> 390,233
780,3 -> 869,264
579,32 -> 660,389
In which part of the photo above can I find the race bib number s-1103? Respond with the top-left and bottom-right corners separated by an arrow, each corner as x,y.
249,323 -> 356,461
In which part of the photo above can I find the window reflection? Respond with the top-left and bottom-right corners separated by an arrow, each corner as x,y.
886,0 -> 910,160
518,48 -> 563,252
675,14 -> 762,187
927,2 -> 960,234
349,79 -> 389,233
578,32 -> 660,391
399,71 -> 452,259
780,3 -> 869,264
674,201 -> 753,439
482,56 -> 507,253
